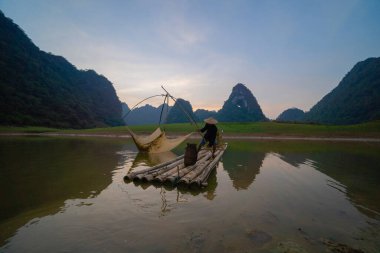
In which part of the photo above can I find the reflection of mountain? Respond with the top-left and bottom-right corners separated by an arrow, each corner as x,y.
0,137 -> 126,246
222,145 -> 266,190
221,141 -> 380,217
277,153 -> 308,167
275,143 -> 380,218
308,152 -> 380,218
202,168 -> 218,200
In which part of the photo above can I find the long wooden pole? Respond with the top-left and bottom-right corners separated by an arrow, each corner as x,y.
161,85 -> 204,137
124,154 -> 184,180
139,159 -> 184,181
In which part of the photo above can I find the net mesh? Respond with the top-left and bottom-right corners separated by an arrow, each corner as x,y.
127,127 -> 193,153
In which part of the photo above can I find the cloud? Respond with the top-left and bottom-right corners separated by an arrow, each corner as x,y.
7,0 -> 373,119
153,1 -> 209,52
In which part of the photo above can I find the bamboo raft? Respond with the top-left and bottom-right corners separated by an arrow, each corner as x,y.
124,143 -> 228,188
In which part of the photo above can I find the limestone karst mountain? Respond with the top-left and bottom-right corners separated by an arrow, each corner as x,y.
305,57 -> 380,124
194,109 -> 217,121
217,83 -> 267,122
123,103 -> 171,125
166,98 -> 196,124
0,11 -> 123,128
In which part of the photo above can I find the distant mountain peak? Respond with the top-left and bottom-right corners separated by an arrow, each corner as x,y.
194,109 -> 217,121
123,103 -> 171,125
230,84 -> 253,109
276,108 -> 305,122
166,98 -> 196,124
217,83 -> 267,122
233,83 -> 246,90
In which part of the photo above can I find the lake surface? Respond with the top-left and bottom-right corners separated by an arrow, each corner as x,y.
0,136 -> 379,253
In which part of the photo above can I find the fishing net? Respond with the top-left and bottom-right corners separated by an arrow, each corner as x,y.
127,127 -> 193,153
123,88 -> 199,153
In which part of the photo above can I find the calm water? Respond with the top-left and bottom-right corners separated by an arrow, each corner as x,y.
0,137 -> 380,253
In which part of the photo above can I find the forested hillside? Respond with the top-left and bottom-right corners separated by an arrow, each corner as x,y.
0,11 -> 123,128
166,98 -> 196,123
277,108 -> 305,122
123,104 -> 171,125
305,57 -> 380,124
194,109 -> 217,121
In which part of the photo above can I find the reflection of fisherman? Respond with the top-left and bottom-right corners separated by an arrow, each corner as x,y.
198,117 -> 218,158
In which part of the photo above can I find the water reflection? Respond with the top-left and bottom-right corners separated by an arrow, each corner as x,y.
1,137 -> 380,253
221,141 -> 380,219
276,148 -> 380,218
0,137 -> 128,246
127,141 -> 380,218
277,153 -> 308,167
222,148 -> 266,190
130,151 -> 178,169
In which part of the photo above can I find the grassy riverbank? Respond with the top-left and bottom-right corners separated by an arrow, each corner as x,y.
1,121 -> 380,138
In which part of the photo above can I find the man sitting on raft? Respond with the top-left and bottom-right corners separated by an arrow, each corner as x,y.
198,117 -> 218,158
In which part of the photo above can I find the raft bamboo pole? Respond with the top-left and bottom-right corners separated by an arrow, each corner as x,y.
163,152 -> 213,185
141,160 -> 183,181
140,150 -> 209,181
178,149 -> 223,185
153,151 -> 209,183
155,151 -> 208,182
153,164 -> 186,183
124,154 -> 184,180
138,159 -> 184,181
192,144 -> 228,187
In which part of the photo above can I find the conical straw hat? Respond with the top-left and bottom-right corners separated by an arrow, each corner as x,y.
204,117 -> 218,124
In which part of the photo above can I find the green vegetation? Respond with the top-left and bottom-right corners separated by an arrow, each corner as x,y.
216,121 -> 380,137
0,126 -> 60,133
276,108 -> 305,122
1,121 -> 379,137
166,98 -> 196,123
305,57 -> 380,124
0,11 -> 123,128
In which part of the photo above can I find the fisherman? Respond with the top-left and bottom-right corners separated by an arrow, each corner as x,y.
198,117 -> 218,158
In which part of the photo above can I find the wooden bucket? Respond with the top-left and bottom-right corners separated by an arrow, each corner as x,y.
184,143 -> 198,166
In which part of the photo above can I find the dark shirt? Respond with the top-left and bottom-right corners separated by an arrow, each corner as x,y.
200,123 -> 218,142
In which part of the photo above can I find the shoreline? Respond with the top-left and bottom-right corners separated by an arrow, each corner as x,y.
1,132 -> 380,142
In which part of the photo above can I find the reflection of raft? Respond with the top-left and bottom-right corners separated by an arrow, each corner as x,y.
124,144 -> 228,187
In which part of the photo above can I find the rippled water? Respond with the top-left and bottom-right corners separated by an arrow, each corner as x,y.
0,136 -> 379,252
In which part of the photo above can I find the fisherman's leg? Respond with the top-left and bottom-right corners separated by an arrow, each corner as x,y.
198,138 -> 206,152
209,139 -> 216,158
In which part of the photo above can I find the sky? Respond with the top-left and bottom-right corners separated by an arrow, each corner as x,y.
1,0 -> 380,119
